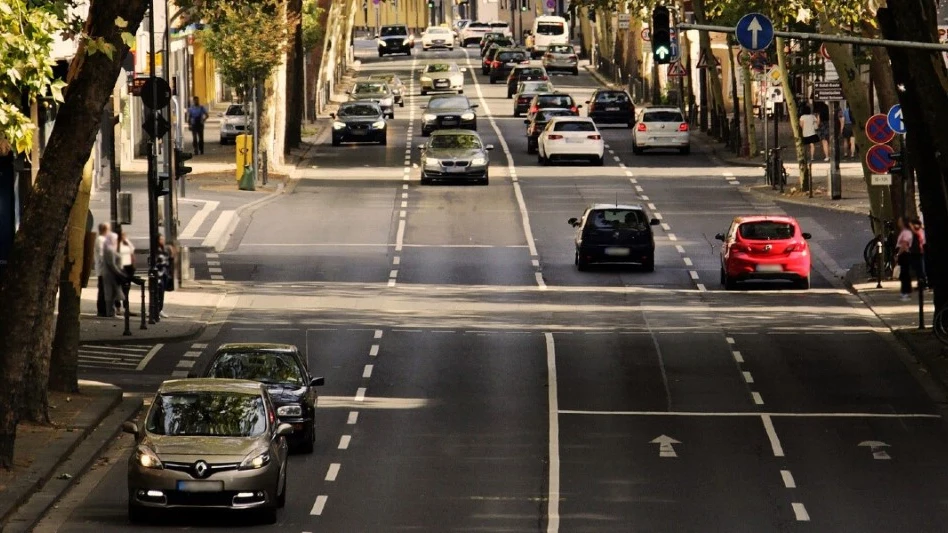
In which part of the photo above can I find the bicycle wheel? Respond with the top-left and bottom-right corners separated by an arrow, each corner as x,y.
934,309 -> 948,346
864,237 -> 880,267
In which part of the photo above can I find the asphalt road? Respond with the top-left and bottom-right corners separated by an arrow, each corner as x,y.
41,41 -> 948,533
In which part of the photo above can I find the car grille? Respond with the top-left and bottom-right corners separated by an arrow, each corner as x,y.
441,160 -> 470,167
163,461 -> 240,478
350,124 -> 370,131
439,115 -> 460,125
434,78 -> 450,87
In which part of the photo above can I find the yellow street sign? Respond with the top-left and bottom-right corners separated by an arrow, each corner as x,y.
767,66 -> 782,84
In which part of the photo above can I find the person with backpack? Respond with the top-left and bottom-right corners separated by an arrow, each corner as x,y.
895,216 -> 923,300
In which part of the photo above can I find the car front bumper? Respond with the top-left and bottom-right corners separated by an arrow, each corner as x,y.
128,460 -> 281,511
421,79 -> 463,92
422,166 -> 488,181
332,127 -> 386,142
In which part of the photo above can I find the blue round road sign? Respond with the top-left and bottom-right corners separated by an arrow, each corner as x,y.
866,144 -> 894,174
887,104 -> 905,134
735,13 -> 774,52
865,113 -> 894,144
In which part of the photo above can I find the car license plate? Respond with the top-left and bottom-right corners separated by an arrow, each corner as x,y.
352,130 -> 367,136
442,120 -> 458,126
756,264 -> 783,272
566,138 -> 585,143
605,107 -> 620,111
177,481 -> 224,492
604,247 -> 630,256
447,166 -> 467,172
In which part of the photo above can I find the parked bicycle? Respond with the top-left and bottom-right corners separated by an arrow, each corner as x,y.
765,146 -> 788,191
863,215 -> 896,281
935,308 -> 948,346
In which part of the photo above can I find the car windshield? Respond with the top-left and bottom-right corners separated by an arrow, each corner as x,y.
339,104 -> 381,117
380,26 -> 407,36
522,82 -> 553,93
206,351 -> 304,386
428,27 -> 450,34
225,105 -> 246,116
354,82 -> 388,95
548,44 -> 572,53
469,22 -> 489,28
428,97 -> 468,110
498,51 -> 526,62
536,22 -> 565,35
146,392 -> 267,437
490,23 -> 509,29
517,68 -> 545,77
426,64 -> 456,73
643,110 -> 684,122
595,92 -> 630,103
537,95 -> 573,107
537,109 -> 573,121
553,121 -> 595,132
739,221 -> 795,240
588,209 -> 649,231
430,135 -> 482,149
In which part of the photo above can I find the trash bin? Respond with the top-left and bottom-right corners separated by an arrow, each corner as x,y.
236,134 -> 252,181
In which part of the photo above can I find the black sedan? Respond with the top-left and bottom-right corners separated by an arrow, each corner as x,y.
196,343 -> 325,453
524,108 -> 575,153
488,48 -> 529,83
506,65 -> 548,98
586,88 -> 636,127
377,24 -> 413,56
330,102 -> 388,146
569,204 -> 660,272
421,95 -> 478,136
418,130 -> 493,185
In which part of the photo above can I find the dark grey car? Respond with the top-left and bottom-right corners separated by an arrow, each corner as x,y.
368,73 -> 406,107
421,95 -> 478,135
348,80 -> 395,118
418,130 -> 494,185
330,102 -> 388,146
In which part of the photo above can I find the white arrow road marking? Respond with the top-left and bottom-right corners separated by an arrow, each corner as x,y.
651,435 -> 681,457
858,440 -> 891,460
748,17 -> 763,49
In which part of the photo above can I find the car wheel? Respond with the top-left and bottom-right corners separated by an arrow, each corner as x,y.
422,129 -> 430,137
642,256 -> 655,272
632,144 -> 643,155
507,91 -> 513,99
331,137 -> 341,147
421,89 -> 427,96
489,77 -> 496,84
399,100 -> 405,108
513,109 -> 520,117
680,145 -> 691,155
258,506 -> 278,525
537,151 -> 546,165
724,272 -> 738,291
378,51 -> 384,57
299,420 -> 315,453
482,68 -> 488,75
720,268 -> 726,286
420,175 -> 432,185
128,503 -> 153,524
797,274 -> 811,290
479,176 -> 489,186
594,155 -> 604,166
627,121 -> 635,129
577,254 -> 589,271
527,141 -> 536,154
572,67 -> 579,75
379,134 -> 387,146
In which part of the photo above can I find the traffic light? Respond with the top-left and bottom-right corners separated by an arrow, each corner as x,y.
174,148 -> 193,180
651,6 -> 671,64
520,0 -> 528,11
890,151 -> 904,175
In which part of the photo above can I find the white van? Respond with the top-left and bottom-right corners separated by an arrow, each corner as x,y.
531,16 -> 569,57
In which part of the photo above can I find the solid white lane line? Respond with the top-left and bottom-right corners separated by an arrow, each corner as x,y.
689,271 -> 699,280
135,343 -> 165,371
792,503 -> 810,521
369,344 -> 380,357
742,371 -> 754,384
347,411 -> 359,424
781,470 -> 796,488
355,388 -> 366,402
752,392 -> 764,405
761,414 -> 785,457
363,364 -> 373,378
563,410 -> 941,418
536,272 -> 547,289
325,463 -> 340,481
338,435 -> 351,450
683,258 -> 693,266
374,330 -> 383,339
395,219 -> 406,251
676,245 -> 686,254
732,351 -> 744,363
310,495 -> 328,515
545,332 -> 560,533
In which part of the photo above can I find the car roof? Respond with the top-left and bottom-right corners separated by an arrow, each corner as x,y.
548,116 -> 593,123
430,129 -> 482,137
589,203 -> 646,211
381,24 -> 407,29
158,378 -> 265,394
732,215 -> 798,224
642,106 -> 682,112
536,92 -> 572,97
215,343 -> 299,354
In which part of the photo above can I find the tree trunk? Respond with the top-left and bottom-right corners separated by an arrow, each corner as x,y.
878,3 -> 948,315
741,60 -> 757,158
819,12 -> 892,227
49,158 -> 93,394
0,0 -> 148,470
727,42 -> 741,154
284,0 -> 304,151
692,0 -> 725,137
775,36 -> 808,190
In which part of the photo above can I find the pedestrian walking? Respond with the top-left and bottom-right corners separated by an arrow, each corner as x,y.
911,217 -> 928,288
813,99 -> 831,161
102,233 -> 127,317
799,105 -> 820,161
117,231 -> 136,312
93,223 -> 109,316
895,217 -> 924,300
841,105 -> 855,158
155,234 -> 175,319
187,96 -> 209,155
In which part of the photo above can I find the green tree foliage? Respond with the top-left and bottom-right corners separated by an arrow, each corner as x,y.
302,0 -> 325,51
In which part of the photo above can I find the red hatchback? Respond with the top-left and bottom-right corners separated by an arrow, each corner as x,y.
716,216 -> 812,290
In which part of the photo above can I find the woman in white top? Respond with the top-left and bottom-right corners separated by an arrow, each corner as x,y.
799,105 -> 820,160
117,231 -> 136,303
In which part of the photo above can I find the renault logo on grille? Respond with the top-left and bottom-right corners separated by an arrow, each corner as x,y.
193,460 -> 210,478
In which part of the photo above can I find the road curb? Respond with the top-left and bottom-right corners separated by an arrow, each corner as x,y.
0,385 -> 138,531
743,184 -> 868,216
582,65 -> 622,90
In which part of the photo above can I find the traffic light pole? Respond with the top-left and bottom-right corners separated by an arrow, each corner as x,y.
147,0 -> 160,325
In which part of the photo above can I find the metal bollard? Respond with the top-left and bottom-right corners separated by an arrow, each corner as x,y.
123,291 -> 132,336
876,240 -> 883,289
919,278 -> 926,330
140,280 -> 148,330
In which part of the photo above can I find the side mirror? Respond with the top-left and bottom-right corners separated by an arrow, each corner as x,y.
714,233 -> 725,241
585,100 -> 590,104
568,217 -> 579,227
310,376 -> 325,387
420,105 -> 427,109
485,144 -> 495,151
650,218 -> 660,226
802,232 -> 812,240
329,112 -> 336,119
276,423 -> 294,437
374,33 -> 379,39
417,143 -> 426,149
576,104 -> 583,109
346,90 -> 352,95
471,104 -> 479,108
122,421 -> 139,435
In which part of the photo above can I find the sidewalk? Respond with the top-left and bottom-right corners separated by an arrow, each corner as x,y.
0,381 -> 141,532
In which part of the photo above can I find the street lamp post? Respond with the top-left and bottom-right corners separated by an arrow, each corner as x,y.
146,0 -> 160,324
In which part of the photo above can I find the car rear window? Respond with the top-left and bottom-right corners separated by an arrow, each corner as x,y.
498,51 -> 526,62
553,121 -> 595,132
643,110 -> 684,122
548,44 -> 573,53
595,92 -> 630,103
490,22 -> 509,29
517,68 -> 545,76
354,82 -> 388,94
739,221 -> 795,240
537,109 -> 573,121
536,22 -> 565,35
588,209 -> 649,230
537,95 -> 573,107
469,22 -> 490,28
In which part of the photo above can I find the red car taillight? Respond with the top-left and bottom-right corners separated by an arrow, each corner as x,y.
587,134 -> 602,140
547,134 -> 564,140
678,122 -> 689,132
732,243 -> 752,253
540,75 -> 549,80
492,60 -> 501,68
636,123 -> 647,132
570,106 -> 578,113
784,242 -> 805,253
568,54 -> 578,61
529,105 -> 538,113
518,96 -> 530,103
520,60 -> 530,64
545,53 -> 553,59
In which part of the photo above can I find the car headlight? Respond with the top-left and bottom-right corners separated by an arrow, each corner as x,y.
402,38 -> 411,45
378,39 -> 387,47
372,120 -> 386,129
277,405 -> 303,417
333,121 -> 346,130
238,448 -> 271,470
424,157 -> 441,167
422,113 -> 436,122
420,76 -> 432,83
380,98 -> 393,106
471,155 -> 488,166
135,445 -> 163,469
461,112 -> 475,120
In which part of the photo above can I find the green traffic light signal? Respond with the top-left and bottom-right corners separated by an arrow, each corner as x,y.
651,6 -> 671,64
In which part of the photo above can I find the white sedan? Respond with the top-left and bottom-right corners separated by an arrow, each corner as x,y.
420,63 -> 466,95
537,117 -> 604,166
420,26 -> 455,51
632,106 -> 691,155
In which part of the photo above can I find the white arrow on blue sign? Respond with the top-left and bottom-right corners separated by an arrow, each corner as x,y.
735,13 -> 774,52
887,104 -> 906,134
670,28 -> 679,60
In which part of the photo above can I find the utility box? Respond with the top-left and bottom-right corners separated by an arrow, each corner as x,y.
235,134 -> 253,180
118,191 -> 133,225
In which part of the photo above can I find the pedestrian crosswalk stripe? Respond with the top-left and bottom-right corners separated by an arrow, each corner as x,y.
78,343 -> 162,371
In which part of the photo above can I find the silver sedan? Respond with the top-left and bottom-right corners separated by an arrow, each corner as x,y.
420,63 -> 467,95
